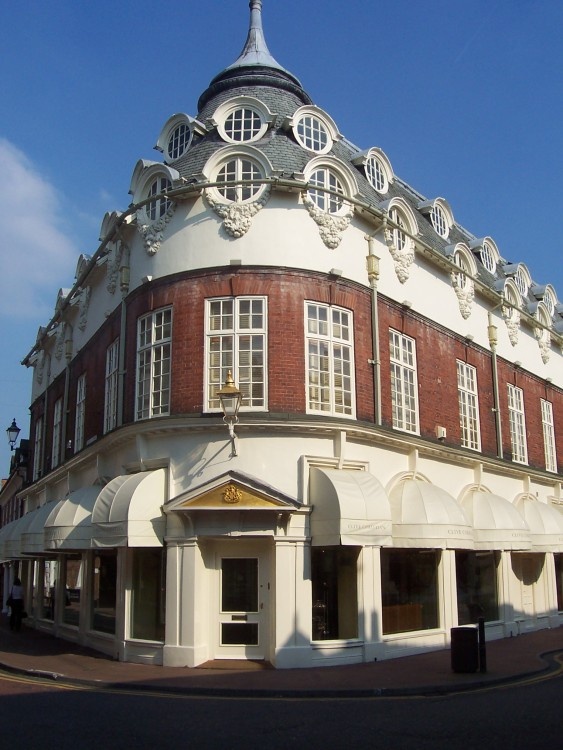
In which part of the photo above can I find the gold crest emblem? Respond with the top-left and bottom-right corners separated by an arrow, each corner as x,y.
223,485 -> 243,504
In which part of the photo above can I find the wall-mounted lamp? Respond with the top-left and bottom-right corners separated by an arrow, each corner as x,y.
6,419 -> 20,451
217,370 -> 242,457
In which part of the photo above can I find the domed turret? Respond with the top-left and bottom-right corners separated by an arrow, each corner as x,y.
198,1 -> 312,113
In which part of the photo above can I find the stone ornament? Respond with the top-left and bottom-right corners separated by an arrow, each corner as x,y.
206,186 -> 271,238
502,305 -> 521,346
136,202 -> 176,255
302,193 -> 352,249
384,228 -> 414,283
451,272 -> 475,319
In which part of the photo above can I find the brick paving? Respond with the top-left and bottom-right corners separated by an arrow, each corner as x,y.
0,620 -> 561,697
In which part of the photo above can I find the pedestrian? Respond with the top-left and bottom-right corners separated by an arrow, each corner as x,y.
7,577 -> 24,632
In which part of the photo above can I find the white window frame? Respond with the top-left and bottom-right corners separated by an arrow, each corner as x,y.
205,297 -> 267,412
305,302 -> 355,417
457,361 -> 481,451
431,204 -> 448,238
74,374 -> 86,453
52,398 -> 63,469
541,399 -> 557,473
104,338 -> 119,434
135,308 -> 172,421
507,384 -> 528,464
389,329 -> 419,434
33,416 -> 43,481
213,96 -> 272,144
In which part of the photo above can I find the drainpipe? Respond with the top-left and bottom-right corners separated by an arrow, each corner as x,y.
365,230 -> 383,426
488,312 -> 503,459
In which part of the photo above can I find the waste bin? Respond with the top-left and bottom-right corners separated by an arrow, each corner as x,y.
450,626 -> 479,673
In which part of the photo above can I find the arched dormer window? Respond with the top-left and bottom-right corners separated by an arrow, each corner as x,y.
303,156 -> 357,215
285,105 -> 341,154
202,146 -> 273,238
129,161 -> 180,254
351,147 -> 394,194
418,198 -> 454,240
129,161 -> 179,222
469,237 -> 499,275
531,283 -> 557,317
502,262 -> 531,299
211,96 -> 274,144
155,113 -> 206,163
380,198 -> 418,283
301,156 -> 357,248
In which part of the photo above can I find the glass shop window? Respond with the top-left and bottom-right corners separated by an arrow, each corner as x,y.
381,549 -> 440,634
41,559 -> 59,621
130,548 -> 166,641
62,553 -> 83,627
91,550 -> 117,635
554,554 -> 563,611
456,551 -> 500,624
311,546 -> 359,641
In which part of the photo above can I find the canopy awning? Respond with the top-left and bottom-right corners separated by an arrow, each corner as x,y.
309,468 -> 392,546
515,497 -> 563,552
20,501 -> 63,555
91,469 -> 166,548
461,491 -> 531,551
2,511 -> 38,559
44,487 -> 100,550
0,518 -> 20,560
388,479 -> 474,549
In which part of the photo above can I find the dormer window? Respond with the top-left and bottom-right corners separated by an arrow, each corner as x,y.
217,158 -> 262,203
287,106 -> 340,154
303,157 -> 357,216
470,237 -> 499,274
167,123 -> 191,160
129,161 -> 180,226
146,176 -> 172,221
155,114 -> 205,163
418,198 -> 454,240
352,148 -> 393,195
203,146 -> 272,205
213,97 -> 272,144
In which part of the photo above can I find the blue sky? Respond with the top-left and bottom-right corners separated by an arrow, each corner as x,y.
1,0 -> 562,469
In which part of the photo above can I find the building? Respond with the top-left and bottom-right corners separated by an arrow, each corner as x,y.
1,1 -> 562,668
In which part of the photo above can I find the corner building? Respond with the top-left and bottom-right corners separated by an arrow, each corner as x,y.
2,1 -> 563,668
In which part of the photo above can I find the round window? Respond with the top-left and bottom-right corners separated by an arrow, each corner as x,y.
216,158 -> 263,203
167,123 -> 191,160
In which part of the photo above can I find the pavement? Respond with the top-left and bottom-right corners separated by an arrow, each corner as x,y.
0,619 -> 561,697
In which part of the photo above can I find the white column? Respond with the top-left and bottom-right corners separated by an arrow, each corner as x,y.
273,539 -> 312,668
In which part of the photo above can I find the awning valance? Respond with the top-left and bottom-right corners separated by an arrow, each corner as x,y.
309,468 -> 392,546
461,491 -> 531,551
0,518 -> 20,560
515,497 -> 563,552
389,479 -> 474,549
91,469 -> 166,548
44,487 -> 100,550
20,501 -> 63,555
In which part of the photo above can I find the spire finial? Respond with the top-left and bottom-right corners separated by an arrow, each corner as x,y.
227,0 -> 283,71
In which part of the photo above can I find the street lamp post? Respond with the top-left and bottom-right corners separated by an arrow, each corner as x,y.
6,419 -> 21,451
217,371 -> 242,457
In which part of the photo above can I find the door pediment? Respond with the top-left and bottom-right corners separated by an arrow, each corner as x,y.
165,470 -> 301,513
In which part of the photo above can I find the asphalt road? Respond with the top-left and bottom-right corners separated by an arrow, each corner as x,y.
0,669 -> 560,749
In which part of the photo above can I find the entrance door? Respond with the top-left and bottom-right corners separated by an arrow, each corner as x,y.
214,542 -> 269,660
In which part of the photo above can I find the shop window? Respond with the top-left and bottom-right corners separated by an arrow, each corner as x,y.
456,551 -> 500,624
91,550 -> 117,635
62,553 -> 83,627
381,549 -> 439,634
40,558 -> 59,621
555,554 -> 563,611
131,549 -> 166,641
311,546 -> 359,641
